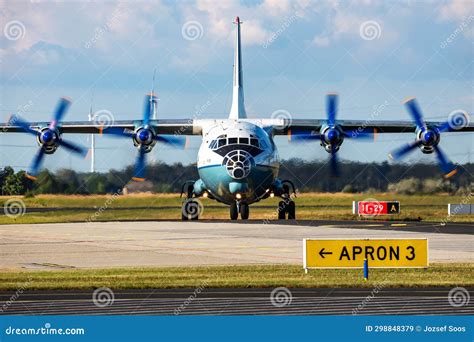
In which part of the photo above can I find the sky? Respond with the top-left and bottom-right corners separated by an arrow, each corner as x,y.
0,0 -> 473,173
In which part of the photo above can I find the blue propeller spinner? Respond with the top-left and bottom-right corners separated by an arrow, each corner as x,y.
10,97 -> 88,180
389,97 -> 458,179
101,93 -> 187,181
289,93 -> 372,176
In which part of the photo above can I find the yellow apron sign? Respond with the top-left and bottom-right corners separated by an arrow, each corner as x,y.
303,238 -> 428,270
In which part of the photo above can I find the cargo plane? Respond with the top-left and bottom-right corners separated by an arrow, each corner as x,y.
2,17 -> 473,220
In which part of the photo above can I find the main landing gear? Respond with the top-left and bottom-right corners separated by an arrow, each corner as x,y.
277,183 -> 296,220
230,201 -> 249,220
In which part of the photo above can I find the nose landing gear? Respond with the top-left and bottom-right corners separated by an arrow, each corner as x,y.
230,201 -> 249,220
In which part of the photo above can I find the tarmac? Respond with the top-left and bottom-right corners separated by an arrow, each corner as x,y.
0,220 -> 472,269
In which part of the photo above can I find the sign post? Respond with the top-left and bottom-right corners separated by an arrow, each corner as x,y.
303,238 -> 428,272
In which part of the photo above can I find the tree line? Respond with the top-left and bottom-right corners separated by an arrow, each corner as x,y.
0,160 -> 472,196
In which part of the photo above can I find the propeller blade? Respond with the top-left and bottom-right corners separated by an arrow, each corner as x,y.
330,145 -> 339,176
327,93 -> 338,126
132,148 -> 147,182
433,145 -> 457,178
101,127 -> 134,138
388,140 -> 421,160
143,93 -> 155,125
155,135 -> 187,148
288,133 -> 322,143
58,139 -> 88,157
9,115 -> 38,136
27,148 -> 46,180
403,97 -> 426,130
50,97 -> 71,129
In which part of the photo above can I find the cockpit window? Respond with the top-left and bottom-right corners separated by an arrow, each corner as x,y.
210,136 -> 261,150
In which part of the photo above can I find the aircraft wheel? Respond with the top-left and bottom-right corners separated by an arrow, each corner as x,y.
287,201 -> 296,220
240,203 -> 249,220
182,199 -> 201,220
230,202 -> 239,220
278,201 -> 286,220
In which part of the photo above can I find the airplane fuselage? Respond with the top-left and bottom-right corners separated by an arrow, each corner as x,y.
197,120 -> 280,205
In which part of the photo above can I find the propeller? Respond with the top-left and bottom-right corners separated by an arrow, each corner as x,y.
101,93 -> 187,181
388,97 -> 458,178
289,93 -> 373,176
10,97 -> 87,180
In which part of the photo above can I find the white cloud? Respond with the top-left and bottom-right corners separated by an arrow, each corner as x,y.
439,0 -> 474,21
313,35 -> 330,47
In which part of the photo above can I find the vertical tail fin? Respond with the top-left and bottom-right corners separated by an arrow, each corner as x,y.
229,16 -> 247,120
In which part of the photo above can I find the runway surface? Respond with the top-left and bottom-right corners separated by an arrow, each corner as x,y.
1,288 -> 472,315
1,220 -> 472,269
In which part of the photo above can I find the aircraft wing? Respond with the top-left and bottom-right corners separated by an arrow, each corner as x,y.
267,119 -> 474,135
0,119 -> 202,135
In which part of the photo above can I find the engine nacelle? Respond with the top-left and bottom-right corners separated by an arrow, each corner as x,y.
36,127 -> 60,154
319,125 -> 344,153
416,126 -> 440,154
132,126 -> 157,153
